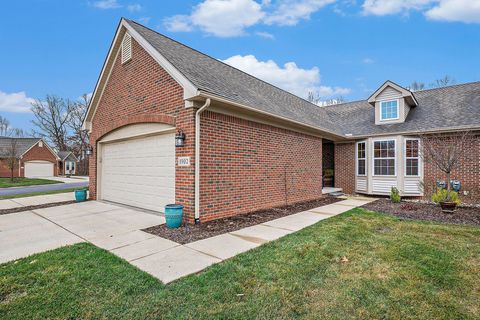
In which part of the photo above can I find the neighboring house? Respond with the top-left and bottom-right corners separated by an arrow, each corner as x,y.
57,151 -> 79,176
0,137 -> 59,178
83,19 -> 480,222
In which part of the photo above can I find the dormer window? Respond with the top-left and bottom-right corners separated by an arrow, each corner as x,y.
380,100 -> 399,121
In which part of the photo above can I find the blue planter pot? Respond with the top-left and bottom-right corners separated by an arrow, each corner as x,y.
165,204 -> 184,229
75,189 -> 87,202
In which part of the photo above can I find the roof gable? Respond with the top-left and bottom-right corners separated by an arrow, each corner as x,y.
83,18 -> 198,132
367,80 -> 418,106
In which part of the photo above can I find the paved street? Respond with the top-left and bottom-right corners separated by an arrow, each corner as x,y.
0,179 -> 88,196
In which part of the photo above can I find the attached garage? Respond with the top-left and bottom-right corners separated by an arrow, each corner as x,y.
98,124 -> 175,213
24,161 -> 55,177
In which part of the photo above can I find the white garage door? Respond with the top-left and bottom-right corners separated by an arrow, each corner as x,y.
100,133 -> 175,213
24,161 -> 54,177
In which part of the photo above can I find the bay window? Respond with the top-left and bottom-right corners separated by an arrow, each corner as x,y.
356,141 -> 366,176
373,140 -> 396,176
405,139 -> 419,176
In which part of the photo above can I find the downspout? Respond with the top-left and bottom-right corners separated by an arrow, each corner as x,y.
194,98 -> 211,224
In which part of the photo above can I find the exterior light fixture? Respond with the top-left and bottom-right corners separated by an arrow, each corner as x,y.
175,130 -> 186,147
85,145 -> 93,156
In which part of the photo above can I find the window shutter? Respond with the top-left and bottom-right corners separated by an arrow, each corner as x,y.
121,33 -> 132,64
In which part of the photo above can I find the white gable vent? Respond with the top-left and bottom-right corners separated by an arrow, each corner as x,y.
121,32 -> 132,64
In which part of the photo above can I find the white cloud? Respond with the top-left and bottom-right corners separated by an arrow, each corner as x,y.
362,57 -> 374,64
426,0 -> 480,23
362,0 -> 433,15
264,0 -> 336,26
222,54 -> 349,98
0,91 -> 34,113
164,0 -> 335,37
163,15 -> 194,32
137,17 -> 151,25
127,3 -> 142,12
255,31 -> 275,39
92,0 -> 122,9
164,0 -> 264,37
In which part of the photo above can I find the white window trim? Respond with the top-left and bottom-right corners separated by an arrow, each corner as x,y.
372,138 -> 397,177
379,99 -> 400,121
356,141 -> 367,176
404,138 -> 421,177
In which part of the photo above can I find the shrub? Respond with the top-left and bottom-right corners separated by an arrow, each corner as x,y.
390,187 -> 401,203
431,188 -> 461,205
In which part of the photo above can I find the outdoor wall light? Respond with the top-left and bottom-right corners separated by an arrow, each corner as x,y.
85,145 -> 93,156
175,130 -> 186,147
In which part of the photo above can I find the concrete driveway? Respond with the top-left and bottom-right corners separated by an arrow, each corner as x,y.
0,201 -> 165,263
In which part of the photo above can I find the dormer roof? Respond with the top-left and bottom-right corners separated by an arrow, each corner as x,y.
367,80 -> 418,107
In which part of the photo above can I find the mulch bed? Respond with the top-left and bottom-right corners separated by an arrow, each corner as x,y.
362,198 -> 480,226
0,200 -> 78,215
143,197 -> 342,244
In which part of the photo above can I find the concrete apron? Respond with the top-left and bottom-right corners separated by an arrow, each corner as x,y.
0,197 -> 376,284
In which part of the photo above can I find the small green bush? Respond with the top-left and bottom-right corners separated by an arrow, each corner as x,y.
390,187 -> 401,203
432,188 -> 461,205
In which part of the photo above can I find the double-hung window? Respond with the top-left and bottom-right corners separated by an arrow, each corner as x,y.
373,140 -> 396,176
356,142 -> 366,176
405,139 -> 420,176
380,100 -> 399,120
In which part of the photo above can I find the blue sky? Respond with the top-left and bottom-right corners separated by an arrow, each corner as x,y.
1,0 -> 480,132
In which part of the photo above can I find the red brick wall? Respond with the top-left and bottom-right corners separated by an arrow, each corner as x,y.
423,133 -> 480,204
199,111 -> 323,222
89,37 -> 197,219
334,142 -> 355,194
0,159 -> 21,177
1,143 -> 58,177
21,143 -> 58,176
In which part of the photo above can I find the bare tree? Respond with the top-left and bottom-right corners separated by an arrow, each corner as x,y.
420,131 -> 475,201
307,91 -> 347,106
0,116 -> 10,136
409,81 -> 425,91
430,75 -> 455,88
307,91 -> 321,105
2,128 -> 24,182
30,95 -> 70,151
67,94 -> 90,175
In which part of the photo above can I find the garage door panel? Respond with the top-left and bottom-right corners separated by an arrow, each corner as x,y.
24,161 -> 54,178
100,133 -> 175,213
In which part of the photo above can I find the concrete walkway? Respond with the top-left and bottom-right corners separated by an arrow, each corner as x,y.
0,197 -> 376,284
0,192 -> 76,210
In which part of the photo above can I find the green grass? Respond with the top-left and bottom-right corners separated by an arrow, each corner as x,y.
0,177 -> 62,188
0,188 -> 77,200
1,209 -> 479,320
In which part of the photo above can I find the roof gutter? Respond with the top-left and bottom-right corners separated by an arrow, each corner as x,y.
194,98 -> 211,223
197,91 -> 345,140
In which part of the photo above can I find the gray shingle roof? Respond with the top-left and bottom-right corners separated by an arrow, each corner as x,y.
127,20 -> 341,136
57,151 -> 71,161
127,19 -> 480,139
0,137 -> 41,158
323,81 -> 480,137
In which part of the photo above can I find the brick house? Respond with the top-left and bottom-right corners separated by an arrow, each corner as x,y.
83,19 -> 480,223
0,137 -> 59,178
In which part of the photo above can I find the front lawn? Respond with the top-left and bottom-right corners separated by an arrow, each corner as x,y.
1,209 -> 479,319
0,177 -> 62,188
0,188 -> 77,200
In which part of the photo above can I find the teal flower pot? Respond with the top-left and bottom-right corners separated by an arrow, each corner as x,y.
75,189 -> 87,202
165,204 -> 184,229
